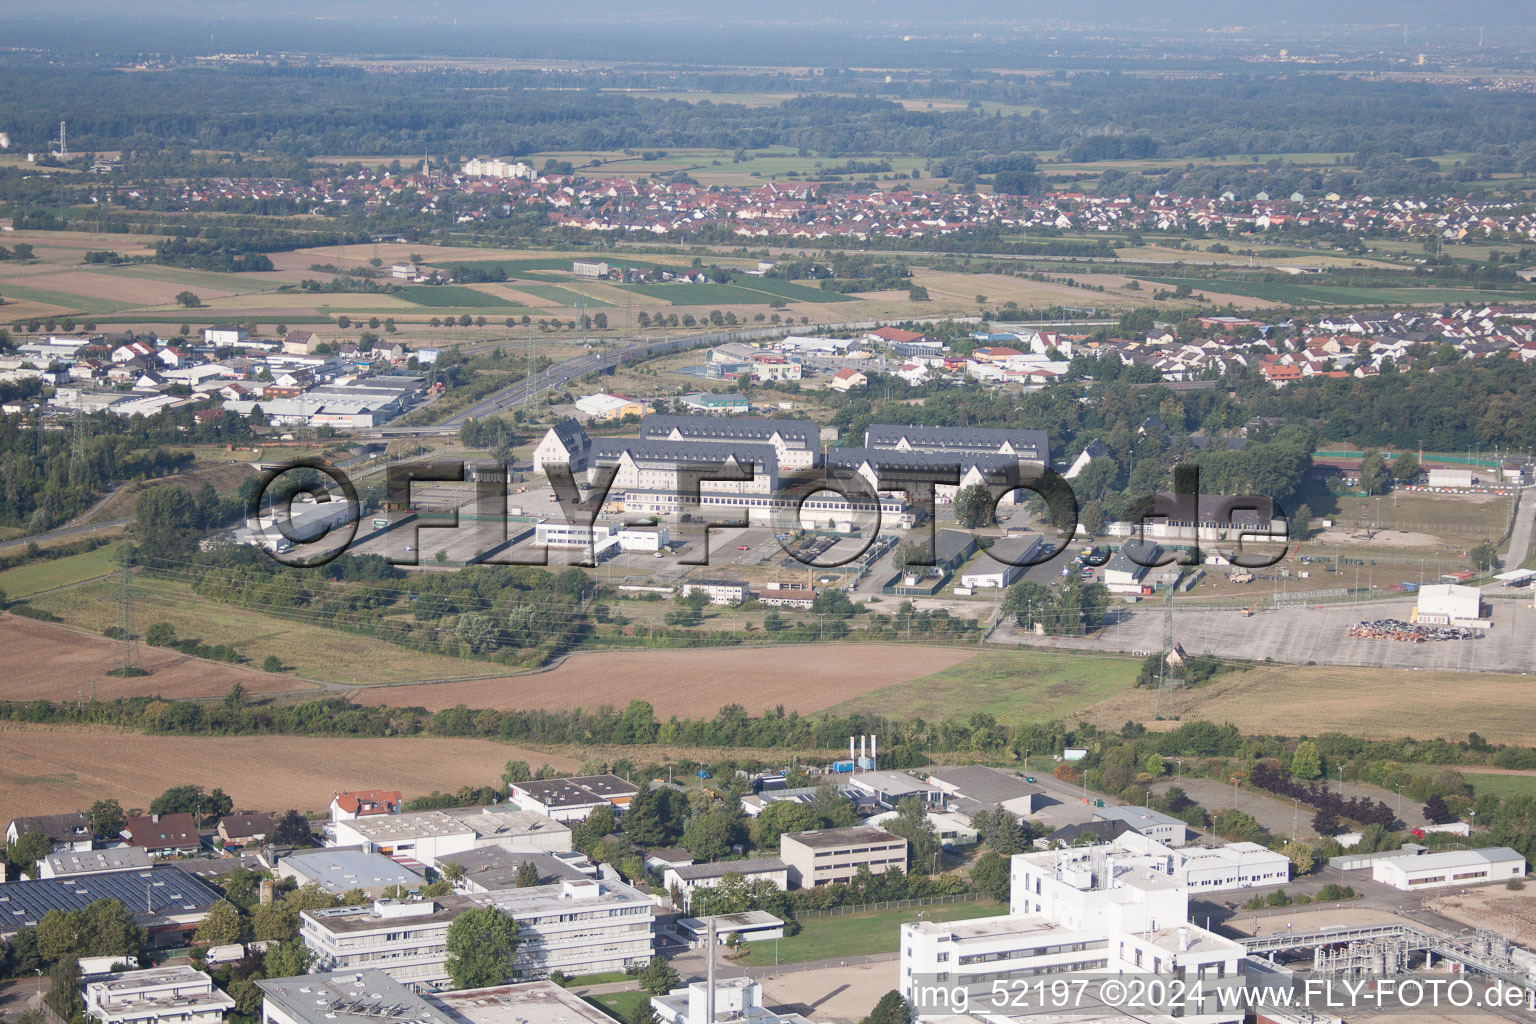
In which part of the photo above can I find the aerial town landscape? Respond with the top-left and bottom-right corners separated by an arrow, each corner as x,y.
7,2 -> 1536,1024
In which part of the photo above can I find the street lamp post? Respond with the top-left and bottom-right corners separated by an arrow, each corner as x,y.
1396,783 -> 1404,821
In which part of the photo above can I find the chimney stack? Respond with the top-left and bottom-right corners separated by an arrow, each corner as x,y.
849,736 -> 856,763
705,916 -> 716,1023
871,734 -> 877,769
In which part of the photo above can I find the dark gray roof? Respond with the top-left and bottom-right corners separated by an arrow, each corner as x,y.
7,812 -> 92,845
512,774 -> 635,809
826,447 -> 1023,478
669,857 -> 787,882
1049,820 -> 1133,845
1105,539 -> 1161,576
641,414 -> 817,449
0,865 -> 222,931
864,424 -> 1047,461
926,765 -> 1039,806
972,535 -> 1044,569
547,417 -> 590,451
589,438 -> 779,475
435,848 -> 588,889
934,529 -> 979,567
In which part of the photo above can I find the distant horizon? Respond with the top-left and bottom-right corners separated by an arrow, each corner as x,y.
3,2 -> 1536,60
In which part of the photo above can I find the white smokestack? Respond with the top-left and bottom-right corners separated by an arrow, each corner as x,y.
849,736 -> 856,762
860,735 -> 867,760
871,734 -> 877,768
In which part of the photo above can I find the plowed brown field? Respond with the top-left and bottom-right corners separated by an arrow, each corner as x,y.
347,644 -> 979,717
0,726 -> 578,819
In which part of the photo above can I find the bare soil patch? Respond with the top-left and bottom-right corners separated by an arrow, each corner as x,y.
348,643 -> 979,717
0,615 -> 314,702
0,725 -> 577,819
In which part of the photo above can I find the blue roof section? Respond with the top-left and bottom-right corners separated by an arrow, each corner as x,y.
0,865 -> 222,930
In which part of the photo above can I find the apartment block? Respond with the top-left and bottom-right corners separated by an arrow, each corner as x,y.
778,827 -> 907,888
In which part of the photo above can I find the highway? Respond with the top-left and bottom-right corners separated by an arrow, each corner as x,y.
439,320 -> 882,428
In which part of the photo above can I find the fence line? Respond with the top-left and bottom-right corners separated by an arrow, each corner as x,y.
788,891 -> 980,919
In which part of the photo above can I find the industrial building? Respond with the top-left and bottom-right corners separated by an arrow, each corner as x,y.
85,966 -> 235,1024
1370,847 -> 1526,890
1415,583 -> 1488,626
0,865 -> 224,945
1091,805 -> 1188,846
679,578 -> 751,606
675,911 -> 786,946
958,533 -> 1044,588
778,827 -> 908,887
650,977 -> 816,1024
257,970 -> 443,1024
431,981 -> 620,1024
329,807 -> 572,867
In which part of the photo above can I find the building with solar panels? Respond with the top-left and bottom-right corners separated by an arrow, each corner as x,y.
0,864 -> 224,947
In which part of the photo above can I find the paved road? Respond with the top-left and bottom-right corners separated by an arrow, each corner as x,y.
1499,486 -> 1535,572
440,320 -> 883,428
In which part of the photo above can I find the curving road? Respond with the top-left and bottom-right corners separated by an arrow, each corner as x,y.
440,320 -> 882,427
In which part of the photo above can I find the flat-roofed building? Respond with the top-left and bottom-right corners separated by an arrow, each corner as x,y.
276,849 -> 425,898
508,776 -> 639,823
676,911 -> 785,946
924,765 -> 1043,819
434,848 -> 596,893
1372,847 -> 1525,891
778,827 -> 907,888
443,807 -> 574,854
257,970 -> 445,1024
38,847 -> 152,879
663,858 -> 788,911
432,981 -> 620,1024
0,865 -> 224,946
85,966 -> 234,1024
303,880 -> 654,987
330,811 -> 476,867
680,578 -> 751,606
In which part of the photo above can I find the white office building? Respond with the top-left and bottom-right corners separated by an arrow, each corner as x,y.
329,808 -> 571,868
84,966 -> 235,1024
900,844 -> 1244,1021
301,879 -> 653,988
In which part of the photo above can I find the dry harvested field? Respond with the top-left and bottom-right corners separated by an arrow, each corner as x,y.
347,643 -> 980,717
27,270 -> 237,305
0,725 -> 577,819
1084,662 -> 1536,744
0,615 -> 316,702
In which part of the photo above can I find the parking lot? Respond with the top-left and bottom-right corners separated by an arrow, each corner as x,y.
993,595 -> 1536,673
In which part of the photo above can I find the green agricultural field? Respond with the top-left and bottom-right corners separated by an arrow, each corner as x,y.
399,285 -> 521,308
736,900 -> 1004,966
508,284 -> 615,307
0,543 -> 124,601
0,282 -> 137,314
827,649 -> 1140,725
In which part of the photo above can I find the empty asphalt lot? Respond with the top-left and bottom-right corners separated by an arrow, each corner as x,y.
993,596 -> 1536,673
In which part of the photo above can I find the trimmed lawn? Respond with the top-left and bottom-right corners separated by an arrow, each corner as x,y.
588,992 -> 649,1017
826,649 -> 1140,725
1464,773 -> 1536,801
400,285 -> 520,308
0,542 -> 124,600
736,900 -> 1004,966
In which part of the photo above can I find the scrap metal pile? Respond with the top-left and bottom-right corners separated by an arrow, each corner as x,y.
1347,618 -> 1485,642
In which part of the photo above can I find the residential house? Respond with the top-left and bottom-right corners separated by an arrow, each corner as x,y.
121,814 -> 201,858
